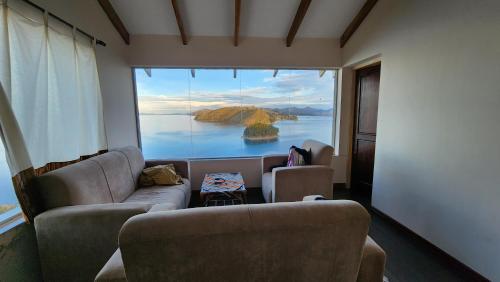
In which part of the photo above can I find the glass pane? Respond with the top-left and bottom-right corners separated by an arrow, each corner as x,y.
189,69 -> 243,158
0,142 -> 18,215
136,68 -> 191,159
136,68 -> 337,159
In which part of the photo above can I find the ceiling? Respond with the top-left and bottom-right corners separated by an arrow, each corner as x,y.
109,0 -> 365,38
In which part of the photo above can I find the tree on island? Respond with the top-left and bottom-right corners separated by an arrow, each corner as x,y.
243,123 -> 279,140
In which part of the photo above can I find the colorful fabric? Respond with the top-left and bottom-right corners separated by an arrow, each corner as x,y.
287,146 -> 312,167
201,172 -> 245,192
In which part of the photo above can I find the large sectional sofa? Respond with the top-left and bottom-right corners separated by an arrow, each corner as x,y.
33,147 -> 191,282
32,146 -> 386,282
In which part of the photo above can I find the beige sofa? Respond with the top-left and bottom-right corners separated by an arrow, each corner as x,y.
95,200 -> 386,282
262,139 -> 334,202
33,146 -> 191,282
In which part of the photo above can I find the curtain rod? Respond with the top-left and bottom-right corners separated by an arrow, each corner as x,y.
19,0 -> 106,46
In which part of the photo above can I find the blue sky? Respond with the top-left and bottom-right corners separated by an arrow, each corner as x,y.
135,68 -> 336,114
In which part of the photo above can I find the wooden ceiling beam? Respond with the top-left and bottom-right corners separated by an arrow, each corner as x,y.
234,0 -> 241,46
340,0 -> 378,48
97,0 -> 130,45
286,0 -> 312,47
171,0 -> 188,45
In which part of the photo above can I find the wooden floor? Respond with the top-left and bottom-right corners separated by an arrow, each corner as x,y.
190,188 -> 473,282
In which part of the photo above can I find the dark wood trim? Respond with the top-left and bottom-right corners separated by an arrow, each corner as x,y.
97,0 -> 130,45
286,0 -> 312,47
372,207 -> 490,282
234,0 -> 241,46
171,0 -> 188,45
340,0 -> 378,48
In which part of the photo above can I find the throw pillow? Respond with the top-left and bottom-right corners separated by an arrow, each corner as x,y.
139,164 -> 183,186
287,146 -> 312,166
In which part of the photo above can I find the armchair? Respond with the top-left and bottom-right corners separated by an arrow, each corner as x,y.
261,139 -> 334,202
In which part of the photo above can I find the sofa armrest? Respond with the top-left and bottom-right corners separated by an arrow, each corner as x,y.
262,154 -> 288,173
357,236 -> 386,282
34,203 -> 151,282
145,159 -> 189,179
272,165 -> 334,202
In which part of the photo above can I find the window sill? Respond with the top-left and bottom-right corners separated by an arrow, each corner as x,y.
0,207 -> 24,234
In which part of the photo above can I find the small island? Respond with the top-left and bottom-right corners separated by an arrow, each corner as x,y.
0,204 -> 15,214
243,123 -> 279,141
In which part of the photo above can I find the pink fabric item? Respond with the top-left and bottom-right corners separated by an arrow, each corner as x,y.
287,147 -> 304,167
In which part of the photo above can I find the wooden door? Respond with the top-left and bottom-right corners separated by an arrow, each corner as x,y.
351,64 -> 380,196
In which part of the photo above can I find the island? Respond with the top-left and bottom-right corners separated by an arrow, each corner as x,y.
0,204 -> 15,214
243,123 -> 279,141
194,106 -> 297,141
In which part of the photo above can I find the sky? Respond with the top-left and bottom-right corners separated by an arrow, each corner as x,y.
135,69 -> 337,115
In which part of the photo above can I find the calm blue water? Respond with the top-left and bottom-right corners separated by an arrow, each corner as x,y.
140,115 -> 333,159
0,145 -> 17,206
0,115 -> 331,206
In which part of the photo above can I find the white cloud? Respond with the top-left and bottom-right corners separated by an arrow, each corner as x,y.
137,71 -> 335,114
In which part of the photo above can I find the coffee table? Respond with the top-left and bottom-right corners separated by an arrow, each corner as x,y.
200,172 -> 247,206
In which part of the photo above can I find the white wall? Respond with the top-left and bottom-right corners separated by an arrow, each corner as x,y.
33,0 -> 139,149
128,35 -> 340,68
341,0 -> 500,279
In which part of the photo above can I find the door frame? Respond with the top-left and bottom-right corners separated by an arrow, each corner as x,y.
349,62 -> 381,194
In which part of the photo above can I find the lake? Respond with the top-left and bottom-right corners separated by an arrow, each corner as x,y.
140,114 -> 333,159
0,114 -> 333,206
0,145 -> 17,206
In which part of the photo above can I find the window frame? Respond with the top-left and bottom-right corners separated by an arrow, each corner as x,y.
0,141 -> 23,234
0,206 -> 23,234
132,67 -> 339,160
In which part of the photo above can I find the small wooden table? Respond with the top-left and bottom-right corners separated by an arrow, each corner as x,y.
200,172 -> 247,206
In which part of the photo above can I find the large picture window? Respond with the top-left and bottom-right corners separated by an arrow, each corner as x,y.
135,68 -> 337,159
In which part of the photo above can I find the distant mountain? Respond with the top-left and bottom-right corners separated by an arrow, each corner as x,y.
268,107 -> 333,116
194,107 -> 297,126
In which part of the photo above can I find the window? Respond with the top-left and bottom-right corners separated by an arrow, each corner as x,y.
0,141 -> 19,218
135,68 -> 337,159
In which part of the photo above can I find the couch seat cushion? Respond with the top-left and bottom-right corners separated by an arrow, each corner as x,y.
149,203 -> 178,212
123,179 -> 191,209
262,172 -> 273,203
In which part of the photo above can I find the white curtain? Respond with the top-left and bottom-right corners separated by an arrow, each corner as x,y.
0,0 -> 107,174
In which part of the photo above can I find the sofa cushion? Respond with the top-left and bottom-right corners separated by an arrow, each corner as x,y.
35,158 -> 112,210
139,164 -> 183,186
149,203 -> 178,212
90,152 -> 136,203
94,249 -> 126,282
113,147 -> 145,188
261,172 -> 273,203
123,179 -> 191,209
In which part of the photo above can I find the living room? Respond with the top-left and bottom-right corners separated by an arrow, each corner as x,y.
0,0 -> 499,281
